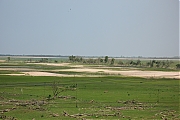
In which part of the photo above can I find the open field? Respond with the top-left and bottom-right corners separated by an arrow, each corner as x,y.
0,76 -> 179,120
0,57 -> 179,119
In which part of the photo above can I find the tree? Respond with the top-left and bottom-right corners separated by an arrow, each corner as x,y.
69,55 -> 83,63
176,64 -> 180,69
75,57 -> 80,62
130,61 -> 136,66
111,58 -> 115,65
155,61 -> 161,68
69,55 -> 76,62
69,55 -> 73,61
136,59 -> 141,66
104,56 -> 108,63
150,60 -> 156,67
7,57 -> 10,62
40,58 -> 48,63
146,61 -> 151,67
161,61 -> 166,68
100,58 -> 103,63
80,57 -> 83,62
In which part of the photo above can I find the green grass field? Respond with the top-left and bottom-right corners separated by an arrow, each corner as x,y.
0,75 -> 179,120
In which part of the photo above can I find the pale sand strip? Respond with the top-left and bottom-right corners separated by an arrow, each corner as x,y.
57,68 -> 180,79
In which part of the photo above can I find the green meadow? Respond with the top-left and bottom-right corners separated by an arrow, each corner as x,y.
0,75 -> 179,120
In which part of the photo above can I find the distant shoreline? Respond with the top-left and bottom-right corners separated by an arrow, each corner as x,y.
0,54 -> 179,60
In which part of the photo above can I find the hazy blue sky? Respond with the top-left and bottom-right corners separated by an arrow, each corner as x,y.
0,0 -> 179,57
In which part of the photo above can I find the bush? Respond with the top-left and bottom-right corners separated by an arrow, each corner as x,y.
176,64 -> 180,69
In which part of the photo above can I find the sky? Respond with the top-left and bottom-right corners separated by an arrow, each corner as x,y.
0,0 -> 179,57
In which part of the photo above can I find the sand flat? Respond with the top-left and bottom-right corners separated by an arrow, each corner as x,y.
57,68 -> 180,79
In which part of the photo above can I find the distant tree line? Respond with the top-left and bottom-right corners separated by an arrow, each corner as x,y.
68,55 -> 179,69
39,58 -> 49,63
117,59 -> 177,69
69,55 -> 115,65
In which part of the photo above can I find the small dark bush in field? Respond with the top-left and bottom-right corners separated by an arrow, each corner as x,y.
47,95 -> 51,99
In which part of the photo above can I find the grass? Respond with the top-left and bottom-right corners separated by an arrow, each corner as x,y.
141,67 -> 179,72
0,70 -> 21,74
43,70 -> 113,76
28,65 -> 72,70
0,62 -> 73,70
0,75 -> 179,119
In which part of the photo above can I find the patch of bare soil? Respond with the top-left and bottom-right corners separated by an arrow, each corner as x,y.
21,72 -> 101,77
70,65 -> 84,68
28,63 -> 85,68
57,68 -> 180,79
0,60 -> 6,62
22,72 -> 76,77
27,63 -> 70,66
0,68 -> 34,71
119,71 -> 180,79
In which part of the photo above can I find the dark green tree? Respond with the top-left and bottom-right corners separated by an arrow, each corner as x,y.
176,64 -> 180,69
111,58 -> 115,65
155,61 -> 161,68
100,58 -> 103,63
104,56 -> 108,63
130,61 -> 136,66
69,55 -> 75,62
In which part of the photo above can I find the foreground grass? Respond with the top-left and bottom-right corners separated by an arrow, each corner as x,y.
0,76 -> 179,119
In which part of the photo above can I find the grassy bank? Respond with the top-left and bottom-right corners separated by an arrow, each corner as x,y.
0,76 -> 179,119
